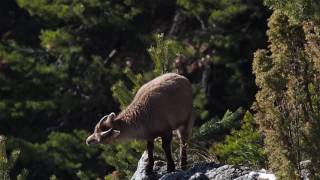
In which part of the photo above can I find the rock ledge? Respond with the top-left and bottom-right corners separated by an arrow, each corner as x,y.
131,152 -> 276,180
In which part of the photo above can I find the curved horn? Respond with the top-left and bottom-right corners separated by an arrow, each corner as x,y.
97,115 -> 108,127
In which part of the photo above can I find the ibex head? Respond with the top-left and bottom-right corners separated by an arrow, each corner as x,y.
86,112 -> 121,145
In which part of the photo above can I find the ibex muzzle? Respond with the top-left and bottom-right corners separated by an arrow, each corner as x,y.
86,113 -> 120,145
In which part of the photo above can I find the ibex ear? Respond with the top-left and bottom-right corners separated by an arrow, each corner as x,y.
107,112 -> 116,123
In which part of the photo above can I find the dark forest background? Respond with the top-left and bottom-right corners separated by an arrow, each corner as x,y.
1,0 -> 319,179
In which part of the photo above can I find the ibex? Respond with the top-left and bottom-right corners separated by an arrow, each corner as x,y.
86,73 -> 194,174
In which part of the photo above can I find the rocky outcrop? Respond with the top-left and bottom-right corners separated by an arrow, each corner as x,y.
131,152 -> 276,180
300,160 -> 311,180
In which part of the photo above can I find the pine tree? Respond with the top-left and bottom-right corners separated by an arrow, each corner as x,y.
148,34 -> 183,76
0,136 -> 28,180
176,0 -> 270,116
0,0 -> 271,178
253,10 -> 320,179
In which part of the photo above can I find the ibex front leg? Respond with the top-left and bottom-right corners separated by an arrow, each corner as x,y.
146,140 -> 154,175
161,132 -> 175,172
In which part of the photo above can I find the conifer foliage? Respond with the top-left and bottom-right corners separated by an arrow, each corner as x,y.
0,0 -> 271,179
215,112 -> 266,169
253,10 -> 320,179
0,136 -> 28,180
264,0 -> 320,22
192,107 -> 244,141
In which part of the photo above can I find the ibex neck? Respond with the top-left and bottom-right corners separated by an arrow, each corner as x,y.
117,103 -> 147,123
114,103 -> 147,139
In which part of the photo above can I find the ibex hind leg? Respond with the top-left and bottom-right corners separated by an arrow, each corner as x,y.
177,111 -> 195,170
